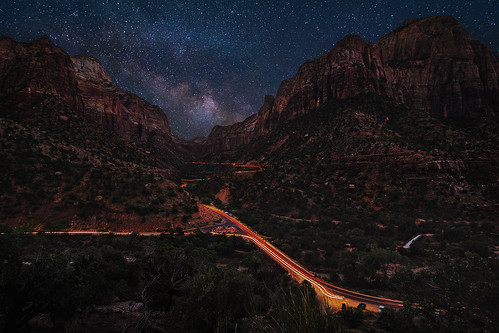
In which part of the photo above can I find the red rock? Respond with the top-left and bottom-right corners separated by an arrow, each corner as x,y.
71,55 -> 178,161
0,35 -> 83,111
0,36 -> 184,163
204,95 -> 272,152
206,16 -> 499,152
372,16 -> 498,118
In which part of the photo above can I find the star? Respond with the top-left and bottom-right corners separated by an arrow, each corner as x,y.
0,0 -> 496,139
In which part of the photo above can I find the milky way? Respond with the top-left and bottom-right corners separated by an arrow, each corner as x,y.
1,1 -> 497,139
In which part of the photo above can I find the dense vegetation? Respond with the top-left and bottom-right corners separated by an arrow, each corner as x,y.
0,230 -> 350,333
0,98 -> 199,231
188,95 -> 498,331
202,95 -> 497,222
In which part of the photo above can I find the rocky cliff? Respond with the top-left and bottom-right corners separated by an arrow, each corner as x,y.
203,95 -> 273,153
0,36 -> 183,164
0,35 -> 84,112
71,55 -> 179,162
205,16 -> 498,150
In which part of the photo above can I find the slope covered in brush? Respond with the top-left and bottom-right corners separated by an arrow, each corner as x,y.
0,97 -> 204,231
202,94 -> 497,223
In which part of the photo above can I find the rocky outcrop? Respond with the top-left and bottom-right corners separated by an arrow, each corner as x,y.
204,95 -> 273,152
0,35 -> 83,111
262,16 -> 498,134
0,35 -> 185,164
206,16 -> 499,150
72,55 -> 112,84
201,96 -> 267,152
205,114 -> 257,151
71,55 -> 179,162
372,16 -> 498,119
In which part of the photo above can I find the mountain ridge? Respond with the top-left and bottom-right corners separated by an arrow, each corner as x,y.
3,16 -> 497,159
0,35 -> 84,112
0,35 -> 191,165
204,16 -> 498,153
195,93 -> 498,222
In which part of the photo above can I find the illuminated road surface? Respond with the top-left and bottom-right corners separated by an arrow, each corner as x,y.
28,221 -> 231,237
190,161 -> 261,168
204,205 -> 404,312
22,203 -> 404,312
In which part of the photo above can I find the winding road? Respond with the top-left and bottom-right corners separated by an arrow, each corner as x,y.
24,201 -> 404,312
204,205 -> 405,312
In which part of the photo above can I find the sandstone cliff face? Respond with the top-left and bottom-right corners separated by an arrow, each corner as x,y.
203,95 -> 273,152
206,16 -> 498,151
260,35 -> 376,135
263,16 -> 498,134
206,114 -> 258,151
206,95 -> 277,151
71,55 -> 178,161
0,36 -> 183,163
372,16 -> 498,119
0,35 -> 83,111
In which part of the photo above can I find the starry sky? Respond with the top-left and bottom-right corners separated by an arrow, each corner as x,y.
1,1 -> 497,139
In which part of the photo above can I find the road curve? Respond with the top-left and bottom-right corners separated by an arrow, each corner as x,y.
203,205 -> 404,312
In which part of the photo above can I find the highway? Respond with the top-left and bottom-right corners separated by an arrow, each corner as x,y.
24,221 -> 232,237
204,205 -> 405,312
24,203 -> 404,312
190,161 -> 261,168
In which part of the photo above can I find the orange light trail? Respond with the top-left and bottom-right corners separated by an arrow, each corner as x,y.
190,161 -> 261,168
203,205 -> 405,311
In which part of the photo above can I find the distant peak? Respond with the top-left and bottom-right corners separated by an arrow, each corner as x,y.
0,35 -> 16,48
398,15 -> 460,29
71,55 -> 112,84
378,15 -> 470,44
334,34 -> 368,49
338,34 -> 364,43
37,35 -> 53,44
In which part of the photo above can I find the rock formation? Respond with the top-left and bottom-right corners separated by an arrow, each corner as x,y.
0,35 -> 183,164
205,16 -> 498,151
71,55 -> 178,162
203,95 -> 273,152
2,16 -> 497,159
0,35 -> 83,111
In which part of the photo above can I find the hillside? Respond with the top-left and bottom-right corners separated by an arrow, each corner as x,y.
199,94 -> 498,222
202,16 -> 498,153
0,35 -> 195,165
186,94 -> 498,329
0,97 -> 211,231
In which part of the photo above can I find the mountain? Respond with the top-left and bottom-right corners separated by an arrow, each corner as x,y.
0,94 -> 213,230
191,96 -> 498,333
71,55 -> 182,163
200,94 -> 498,221
204,16 -> 498,152
0,35 -> 84,112
0,36 -> 214,230
0,35 -> 185,164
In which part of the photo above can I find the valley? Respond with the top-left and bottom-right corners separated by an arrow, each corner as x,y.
1,14 -> 498,333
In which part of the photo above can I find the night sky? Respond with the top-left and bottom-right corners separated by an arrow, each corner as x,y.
1,1 -> 497,139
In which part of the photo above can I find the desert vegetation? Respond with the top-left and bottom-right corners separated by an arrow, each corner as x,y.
0,230 -> 346,332
0,98 -> 200,231
188,95 -> 498,331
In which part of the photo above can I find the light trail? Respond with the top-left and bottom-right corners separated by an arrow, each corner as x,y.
190,161 -> 261,168
241,234 -> 342,300
26,204 -> 404,311
203,205 -> 405,311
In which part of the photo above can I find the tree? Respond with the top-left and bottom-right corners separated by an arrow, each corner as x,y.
0,242 -> 81,332
166,266 -> 257,332
261,281 -> 339,333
